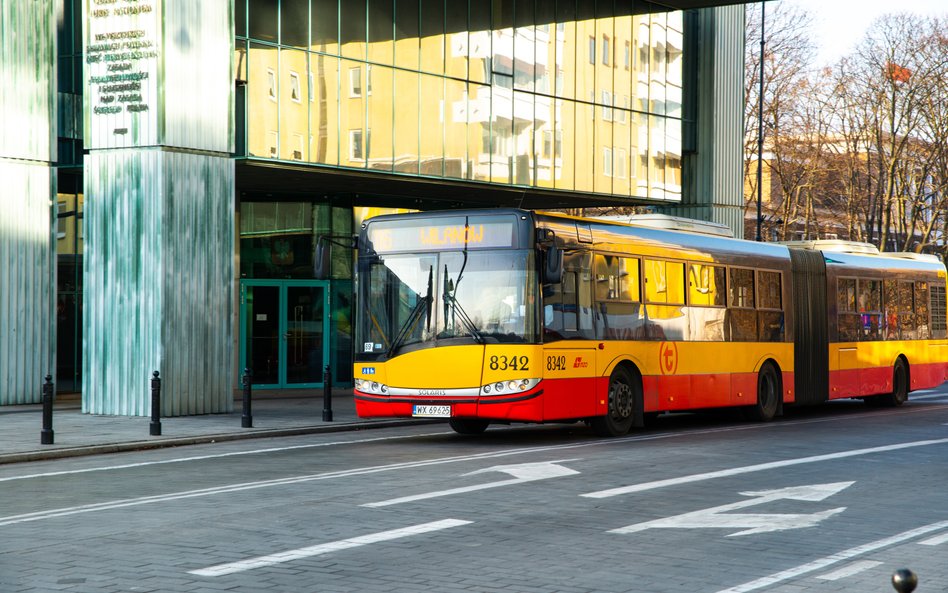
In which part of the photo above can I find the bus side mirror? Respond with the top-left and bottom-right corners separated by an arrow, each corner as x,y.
543,243 -> 563,284
314,237 -> 331,280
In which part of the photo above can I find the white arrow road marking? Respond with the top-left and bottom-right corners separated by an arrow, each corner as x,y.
362,460 -> 580,508
610,482 -> 853,537
919,531 -> 948,546
189,519 -> 472,577
715,519 -> 948,593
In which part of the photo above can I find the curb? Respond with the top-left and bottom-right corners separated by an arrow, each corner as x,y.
0,418 -> 443,465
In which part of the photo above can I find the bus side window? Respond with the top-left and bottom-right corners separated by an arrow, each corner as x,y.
727,267 -> 756,342
757,270 -> 784,342
932,283 -> 947,339
837,277 -> 859,342
884,280 -> 899,340
899,281 -> 916,340
858,279 -> 883,341
916,281 -> 930,339
544,271 -> 576,342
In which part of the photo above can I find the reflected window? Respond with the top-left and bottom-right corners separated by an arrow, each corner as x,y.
602,35 -> 609,66
688,264 -> 725,307
349,67 -> 362,97
267,69 -> 277,101
289,72 -> 301,102
350,129 -> 364,160
588,36 -> 595,64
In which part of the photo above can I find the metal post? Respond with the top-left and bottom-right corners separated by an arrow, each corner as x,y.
322,364 -> 333,422
40,375 -> 54,445
150,371 -> 162,436
891,569 -> 918,593
755,0 -> 766,242
241,368 -> 253,428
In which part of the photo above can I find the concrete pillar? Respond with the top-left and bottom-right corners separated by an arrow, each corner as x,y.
81,0 -> 235,415
661,5 -> 746,239
0,0 -> 58,405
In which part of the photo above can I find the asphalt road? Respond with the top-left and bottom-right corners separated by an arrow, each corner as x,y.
3,385 -> 948,593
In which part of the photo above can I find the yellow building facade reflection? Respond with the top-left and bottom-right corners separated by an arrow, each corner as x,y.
241,1 -> 683,202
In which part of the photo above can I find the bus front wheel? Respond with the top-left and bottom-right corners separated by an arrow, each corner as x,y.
449,418 -> 490,435
591,366 -> 639,437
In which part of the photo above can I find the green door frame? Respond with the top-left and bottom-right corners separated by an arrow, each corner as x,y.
239,279 -> 331,389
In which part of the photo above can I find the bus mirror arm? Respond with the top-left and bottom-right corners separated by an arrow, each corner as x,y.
314,235 -> 359,280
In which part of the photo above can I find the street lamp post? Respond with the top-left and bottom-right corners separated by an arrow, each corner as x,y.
756,1 -> 766,242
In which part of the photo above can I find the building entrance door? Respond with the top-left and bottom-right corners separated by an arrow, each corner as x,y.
240,280 -> 330,388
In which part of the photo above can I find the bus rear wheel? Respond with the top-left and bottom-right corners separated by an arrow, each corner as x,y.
591,366 -> 638,437
748,362 -> 780,422
878,359 -> 909,407
449,418 -> 490,435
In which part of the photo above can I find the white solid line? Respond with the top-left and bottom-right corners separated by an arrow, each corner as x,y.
918,531 -> 948,546
582,437 -> 948,499
815,560 -> 882,581
363,478 -> 524,507
189,519 -> 472,577
715,520 -> 948,593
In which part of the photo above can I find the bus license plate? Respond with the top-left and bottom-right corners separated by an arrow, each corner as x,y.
412,405 -> 451,418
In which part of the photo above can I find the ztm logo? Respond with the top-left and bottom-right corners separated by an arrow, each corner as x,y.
573,357 -> 589,368
659,342 -> 678,375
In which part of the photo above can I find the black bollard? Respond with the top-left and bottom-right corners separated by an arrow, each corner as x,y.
149,371 -> 162,436
40,374 -> 54,445
892,569 -> 918,593
322,364 -> 333,422
241,368 -> 253,428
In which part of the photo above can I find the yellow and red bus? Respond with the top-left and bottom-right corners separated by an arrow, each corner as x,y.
348,209 -> 948,436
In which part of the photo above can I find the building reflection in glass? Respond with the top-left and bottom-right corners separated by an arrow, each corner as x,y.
240,0 -> 683,201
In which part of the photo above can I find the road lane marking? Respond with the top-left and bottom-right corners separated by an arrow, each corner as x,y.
714,519 -> 948,593
610,482 -> 852,537
189,519 -> 472,577
919,531 -> 948,546
815,560 -> 882,581
582,437 -> 948,499
363,460 -> 580,507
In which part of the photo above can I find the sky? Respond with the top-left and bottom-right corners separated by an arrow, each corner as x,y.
786,0 -> 947,65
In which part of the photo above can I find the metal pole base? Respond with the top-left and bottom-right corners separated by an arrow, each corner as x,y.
40,430 -> 54,445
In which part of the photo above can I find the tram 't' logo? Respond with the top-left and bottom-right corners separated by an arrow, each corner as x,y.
659,342 -> 678,375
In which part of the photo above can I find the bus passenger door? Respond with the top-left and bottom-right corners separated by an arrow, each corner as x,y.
541,252 -> 598,420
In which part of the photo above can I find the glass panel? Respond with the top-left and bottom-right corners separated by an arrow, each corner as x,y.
420,0 -> 445,75
666,118 -> 682,200
340,60 -> 366,168
916,282 -> 930,339
239,202 -> 315,278
394,69 -> 419,174
632,111 -> 647,197
595,4 -> 613,107
235,0 -> 247,37
341,0 -> 367,60
368,0 -> 394,65
536,0 -> 554,95
899,281 -> 916,339
309,54 -> 339,165
884,279 -> 899,339
286,286 -> 325,384
444,78 -> 468,179
493,0 -> 514,76
649,13 -> 667,115
554,98 -> 573,190
666,11 -> 684,118
757,271 -> 782,310
248,285 -> 280,384
648,114 -> 665,199
594,89 -> 613,194
513,90 -> 534,185
367,64 -> 394,171
469,82 -> 491,181
469,0 -> 491,83
248,43 -> 279,158
281,0 -> 309,47
312,0 -> 339,54
514,0 -> 535,91
420,74 -> 444,176
535,94 -> 554,188
395,0 -> 420,71
574,95 -> 594,192
280,49 -> 308,161
633,14 -> 649,112
689,264 -> 725,307
555,0 -> 576,99
331,281 -> 354,382
248,0 -> 277,42
491,77 -> 513,183
838,278 -> 856,312
445,1 -> 468,79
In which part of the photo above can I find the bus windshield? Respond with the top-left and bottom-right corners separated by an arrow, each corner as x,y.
357,249 -> 539,359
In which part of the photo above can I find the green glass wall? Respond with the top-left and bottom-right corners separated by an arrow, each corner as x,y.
235,0 -> 685,201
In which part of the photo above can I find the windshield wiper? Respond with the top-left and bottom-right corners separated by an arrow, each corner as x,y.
386,266 -> 433,357
442,264 -> 485,344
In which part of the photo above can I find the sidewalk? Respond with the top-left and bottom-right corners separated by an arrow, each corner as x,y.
0,390 -> 437,465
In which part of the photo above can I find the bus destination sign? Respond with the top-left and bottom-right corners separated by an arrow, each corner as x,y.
367,217 -> 517,252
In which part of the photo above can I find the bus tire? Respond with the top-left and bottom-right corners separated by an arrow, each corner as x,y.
449,418 -> 490,435
877,358 -> 909,407
591,366 -> 639,437
748,362 -> 780,422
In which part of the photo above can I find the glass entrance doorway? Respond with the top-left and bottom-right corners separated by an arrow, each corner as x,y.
240,280 -> 330,388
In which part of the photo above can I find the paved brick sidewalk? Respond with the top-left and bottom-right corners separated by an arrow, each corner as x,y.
0,390 -> 434,464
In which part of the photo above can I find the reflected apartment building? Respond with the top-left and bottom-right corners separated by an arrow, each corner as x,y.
1,0 -> 748,414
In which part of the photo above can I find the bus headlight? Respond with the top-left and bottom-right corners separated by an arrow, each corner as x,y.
355,378 -> 389,395
479,378 -> 540,396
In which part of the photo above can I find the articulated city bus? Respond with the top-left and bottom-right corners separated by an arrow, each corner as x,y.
345,209 -> 948,436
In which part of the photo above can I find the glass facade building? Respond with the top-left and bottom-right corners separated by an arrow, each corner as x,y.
0,0 -> 747,412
